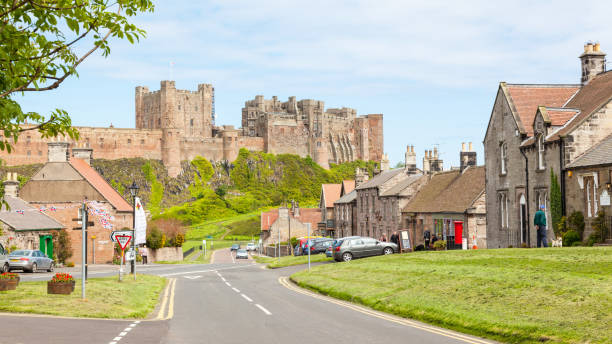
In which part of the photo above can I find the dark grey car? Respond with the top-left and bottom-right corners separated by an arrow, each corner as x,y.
8,250 -> 54,273
333,237 -> 398,262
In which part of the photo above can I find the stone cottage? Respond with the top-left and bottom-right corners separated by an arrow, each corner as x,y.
484,42 -> 612,247
260,204 -> 321,246
319,183 -> 342,236
0,173 -> 64,258
19,142 -> 133,264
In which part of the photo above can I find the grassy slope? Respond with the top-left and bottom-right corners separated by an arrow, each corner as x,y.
254,254 -> 332,268
0,274 -> 166,319
291,247 -> 612,344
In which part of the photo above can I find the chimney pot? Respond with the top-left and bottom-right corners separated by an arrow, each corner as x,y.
594,42 -> 601,52
461,142 -> 466,152
469,142 -> 473,151
586,42 -> 594,53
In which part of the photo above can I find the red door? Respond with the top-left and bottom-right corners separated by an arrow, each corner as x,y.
453,221 -> 463,245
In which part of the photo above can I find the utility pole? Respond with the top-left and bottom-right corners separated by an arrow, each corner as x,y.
288,200 -> 292,256
307,223 -> 311,272
81,203 -> 87,299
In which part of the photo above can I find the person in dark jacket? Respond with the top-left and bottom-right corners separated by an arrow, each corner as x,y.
390,231 -> 400,249
424,230 -> 431,249
534,204 -> 548,248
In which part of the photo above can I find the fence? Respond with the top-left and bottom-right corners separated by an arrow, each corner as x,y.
263,245 -> 291,257
183,246 -> 195,259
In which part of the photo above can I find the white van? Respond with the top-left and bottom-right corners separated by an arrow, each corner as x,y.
0,243 -> 8,273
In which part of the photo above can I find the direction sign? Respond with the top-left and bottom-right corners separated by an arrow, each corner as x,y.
116,235 -> 132,250
111,230 -> 133,243
125,250 -> 136,261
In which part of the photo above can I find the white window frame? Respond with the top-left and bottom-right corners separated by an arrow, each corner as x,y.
538,135 -> 545,170
500,142 -> 507,175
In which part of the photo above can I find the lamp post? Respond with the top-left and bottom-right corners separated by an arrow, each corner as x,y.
128,181 -> 139,280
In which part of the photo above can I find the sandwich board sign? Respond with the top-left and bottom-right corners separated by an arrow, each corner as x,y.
116,235 -> 132,251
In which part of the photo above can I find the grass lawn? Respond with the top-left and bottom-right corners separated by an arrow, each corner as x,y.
291,247 -> 612,344
185,212 -> 263,242
254,253 -> 332,268
0,274 -> 166,319
182,239 -> 252,264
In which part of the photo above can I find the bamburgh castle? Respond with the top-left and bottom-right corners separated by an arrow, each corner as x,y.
2,81 -> 383,176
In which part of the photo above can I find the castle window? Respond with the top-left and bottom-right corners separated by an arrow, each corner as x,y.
127,139 -> 132,145
498,192 -> 509,229
190,119 -> 194,127
26,136 -> 31,144
27,150 -> 31,156
141,139 -> 145,145
99,138 -> 104,148
38,150 -> 42,156
195,106 -> 198,111
157,118 -> 161,126
178,105 -> 181,110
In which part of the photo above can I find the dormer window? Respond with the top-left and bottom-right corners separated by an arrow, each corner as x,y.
538,135 -> 545,170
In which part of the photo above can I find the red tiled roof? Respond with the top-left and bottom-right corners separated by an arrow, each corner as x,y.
69,158 -> 133,212
547,109 -> 579,126
293,208 -> 322,229
341,180 -> 355,195
321,184 -> 342,208
506,85 -> 580,136
260,210 -> 279,231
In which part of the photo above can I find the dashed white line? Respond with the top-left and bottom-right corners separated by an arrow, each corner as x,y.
109,320 -> 139,344
225,282 -> 231,287
124,327 -> 132,332
119,332 -> 127,336
113,337 -> 121,341
241,294 -> 253,302
221,277 -> 226,282
232,287 -> 240,293
255,304 -> 272,315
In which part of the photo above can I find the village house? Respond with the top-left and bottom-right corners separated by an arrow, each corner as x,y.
484,42 -> 612,247
319,183 -> 342,235
260,203 -> 320,250
354,145 -> 426,240
19,142 -> 133,264
0,173 -> 64,259
403,145 -> 485,250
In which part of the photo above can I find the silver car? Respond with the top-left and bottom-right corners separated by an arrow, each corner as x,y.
0,243 -> 8,273
8,250 -> 54,273
235,249 -> 249,259
333,237 -> 398,262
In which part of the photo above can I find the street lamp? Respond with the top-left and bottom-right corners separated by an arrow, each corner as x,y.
128,181 -> 139,279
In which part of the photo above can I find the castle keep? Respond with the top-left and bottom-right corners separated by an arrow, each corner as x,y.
1,81 -> 383,176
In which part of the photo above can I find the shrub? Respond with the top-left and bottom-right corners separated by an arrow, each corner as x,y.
65,262 -> 75,268
433,240 -> 446,250
54,229 -> 72,264
591,210 -> 607,244
571,241 -> 583,247
146,227 -> 164,249
568,211 -> 585,239
147,218 -> 186,248
562,230 -> 581,247
586,233 -> 601,247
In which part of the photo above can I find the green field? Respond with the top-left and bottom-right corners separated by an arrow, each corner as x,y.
291,247 -> 612,344
185,212 -> 262,242
254,254 -> 332,268
0,274 -> 166,319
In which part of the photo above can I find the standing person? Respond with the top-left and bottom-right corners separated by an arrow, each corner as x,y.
534,204 -> 548,248
390,231 -> 400,250
380,233 -> 388,242
424,229 -> 431,249
140,245 -> 148,265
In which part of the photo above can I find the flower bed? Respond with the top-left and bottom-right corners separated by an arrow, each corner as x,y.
47,273 -> 75,295
0,272 -> 20,291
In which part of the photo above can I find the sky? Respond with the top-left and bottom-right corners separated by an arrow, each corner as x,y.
16,0 -> 612,168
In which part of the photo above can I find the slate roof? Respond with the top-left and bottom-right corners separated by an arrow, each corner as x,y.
355,168 -> 404,190
0,196 -> 64,231
69,158 -> 133,212
334,190 -> 356,204
403,167 -> 485,214
380,174 -> 424,197
505,84 -> 580,136
321,184 -> 342,208
566,133 -> 612,168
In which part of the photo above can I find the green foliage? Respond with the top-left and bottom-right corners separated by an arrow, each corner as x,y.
550,169 -> 562,237
433,240 -> 446,250
557,216 -> 568,236
191,156 -> 214,183
53,229 -> 72,264
290,237 -> 298,248
562,230 -> 581,247
0,0 -> 154,153
146,227 -> 163,250
110,179 -> 125,196
142,161 -> 164,217
161,188 -> 237,225
568,211 -> 586,239
590,210 -> 607,245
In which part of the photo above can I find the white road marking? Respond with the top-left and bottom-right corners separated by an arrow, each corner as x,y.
124,327 -> 132,332
231,251 -> 236,264
119,332 -> 127,336
113,337 -> 121,341
129,324 -> 136,327
159,264 -> 252,277
221,277 -> 226,282
241,294 -> 253,302
255,304 -> 272,315
225,282 -> 231,287
134,321 -> 141,324
232,287 -> 240,293
183,275 -> 202,280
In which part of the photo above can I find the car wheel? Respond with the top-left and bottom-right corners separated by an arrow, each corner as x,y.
31,263 -> 37,273
342,252 -> 353,262
47,262 -> 54,272
2,263 -> 8,273
383,247 -> 393,255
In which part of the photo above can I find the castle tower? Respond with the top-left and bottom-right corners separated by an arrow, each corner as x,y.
135,86 -> 149,128
160,81 -> 182,177
222,125 -> 239,162
404,145 -> 417,174
460,142 -> 477,172
580,42 -> 606,85
314,138 -> 329,169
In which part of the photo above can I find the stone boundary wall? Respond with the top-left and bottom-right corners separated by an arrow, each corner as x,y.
148,247 -> 183,262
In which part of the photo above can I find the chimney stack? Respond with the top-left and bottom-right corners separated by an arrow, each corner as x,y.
355,167 -> 369,187
404,145 -> 417,174
47,141 -> 69,162
580,41 -> 606,85
380,153 -> 390,172
72,144 -> 93,165
460,141 -> 477,172
3,172 -> 19,198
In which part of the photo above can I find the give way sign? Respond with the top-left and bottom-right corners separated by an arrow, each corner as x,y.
116,235 -> 132,250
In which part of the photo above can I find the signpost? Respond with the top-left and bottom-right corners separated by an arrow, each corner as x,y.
111,230 -> 133,243
202,239 -> 207,258
306,223 -> 311,272
116,234 -> 132,282
80,204 -> 87,299
125,249 -> 136,261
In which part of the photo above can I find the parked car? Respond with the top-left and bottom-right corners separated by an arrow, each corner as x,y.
236,249 -> 249,259
246,243 -> 256,251
8,250 -> 54,272
333,237 -> 398,262
326,236 -> 359,257
0,243 -> 8,273
294,244 -> 302,256
230,244 -> 241,251
307,239 -> 334,254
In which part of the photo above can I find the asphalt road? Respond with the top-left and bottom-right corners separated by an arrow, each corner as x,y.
0,249 -> 494,344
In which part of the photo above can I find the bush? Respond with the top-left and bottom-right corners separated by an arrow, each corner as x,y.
54,229 -> 72,264
65,262 -> 75,268
433,240 -> 446,250
571,241 -> 583,247
586,233 -> 601,247
563,230 -> 581,247
591,210 -> 607,244
146,227 -> 164,249
147,218 -> 186,248
568,211 -> 585,239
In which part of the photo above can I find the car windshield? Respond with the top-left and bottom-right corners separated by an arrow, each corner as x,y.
9,250 -> 30,256
237,249 -> 247,253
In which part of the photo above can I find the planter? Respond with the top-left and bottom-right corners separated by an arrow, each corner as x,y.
0,276 -> 20,291
47,281 -> 75,295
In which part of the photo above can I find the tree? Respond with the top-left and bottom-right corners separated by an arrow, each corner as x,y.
53,229 -> 72,264
0,0 -> 154,152
550,169 -> 562,237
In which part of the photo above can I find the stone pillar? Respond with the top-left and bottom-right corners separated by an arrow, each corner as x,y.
47,142 -> 69,162
314,138 -> 329,169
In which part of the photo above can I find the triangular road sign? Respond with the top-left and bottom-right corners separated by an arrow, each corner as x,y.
116,235 -> 132,250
